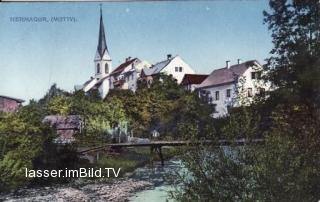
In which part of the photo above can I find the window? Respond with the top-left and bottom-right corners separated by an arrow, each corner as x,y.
131,74 -> 134,80
248,88 -> 253,97
258,88 -> 265,96
179,67 -> 183,72
227,105 -> 231,112
251,71 -> 261,80
215,91 -> 219,100
105,63 -> 109,74
251,72 -> 255,79
175,67 -> 179,72
226,89 -> 231,98
97,64 -> 100,74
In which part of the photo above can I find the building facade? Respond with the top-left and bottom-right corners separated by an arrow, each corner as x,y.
0,95 -> 24,113
110,57 -> 151,92
141,54 -> 195,84
197,60 -> 268,118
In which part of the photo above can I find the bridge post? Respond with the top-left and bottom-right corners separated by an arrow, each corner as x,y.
157,146 -> 164,166
149,145 -> 164,166
150,145 -> 154,167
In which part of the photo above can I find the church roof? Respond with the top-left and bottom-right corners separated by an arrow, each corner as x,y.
97,7 -> 109,58
197,60 -> 260,88
181,74 -> 208,85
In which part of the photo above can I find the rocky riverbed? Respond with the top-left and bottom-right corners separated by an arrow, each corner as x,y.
1,159 -> 181,202
1,178 -> 153,202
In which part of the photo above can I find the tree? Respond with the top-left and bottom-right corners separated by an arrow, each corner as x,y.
47,95 -> 72,115
0,103 -> 54,191
170,1 -> 320,201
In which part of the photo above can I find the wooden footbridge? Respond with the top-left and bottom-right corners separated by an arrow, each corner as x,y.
78,139 -> 264,166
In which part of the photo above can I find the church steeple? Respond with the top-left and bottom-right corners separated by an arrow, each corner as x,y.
97,5 -> 108,57
94,4 -> 112,79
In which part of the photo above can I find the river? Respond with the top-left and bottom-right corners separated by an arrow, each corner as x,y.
129,159 -> 182,202
0,159 -> 183,201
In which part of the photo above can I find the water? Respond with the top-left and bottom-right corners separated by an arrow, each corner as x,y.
130,186 -> 174,202
129,159 -> 182,202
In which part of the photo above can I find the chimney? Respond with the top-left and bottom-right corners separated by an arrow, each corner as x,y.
167,54 -> 172,60
126,57 -> 132,62
237,59 -> 242,64
226,60 -> 230,68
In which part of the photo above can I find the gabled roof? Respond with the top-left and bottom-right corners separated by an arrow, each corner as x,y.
181,74 -> 209,85
142,56 -> 176,76
43,115 -> 83,130
0,95 -> 24,103
198,60 -> 260,88
110,58 -> 137,76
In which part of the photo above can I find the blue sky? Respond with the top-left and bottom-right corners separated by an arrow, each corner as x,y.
0,1 -> 272,102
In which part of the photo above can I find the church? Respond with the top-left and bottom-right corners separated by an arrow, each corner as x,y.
79,7 -> 196,98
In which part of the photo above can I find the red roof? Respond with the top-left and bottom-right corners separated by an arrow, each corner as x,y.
110,58 -> 137,76
0,95 -> 24,103
181,74 -> 209,85
198,60 -> 260,88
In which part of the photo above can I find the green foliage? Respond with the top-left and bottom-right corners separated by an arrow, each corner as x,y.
47,95 -> 72,115
70,91 -> 127,137
0,104 -> 53,191
107,74 -> 214,139
171,1 -> 320,201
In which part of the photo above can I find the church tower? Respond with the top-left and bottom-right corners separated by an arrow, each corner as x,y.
94,6 -> 112,79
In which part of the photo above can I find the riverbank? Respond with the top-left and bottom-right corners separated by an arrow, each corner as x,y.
1,178 -> 153,202
0,148 -> 180,201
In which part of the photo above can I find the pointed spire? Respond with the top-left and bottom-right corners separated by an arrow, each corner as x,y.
97,4 -> 108,58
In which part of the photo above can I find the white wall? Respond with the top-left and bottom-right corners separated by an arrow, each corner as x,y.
236,65 -> 270,106
200,83 -> 236,118
94,50 -> 112,79
198,63 -> 270,118
98,78 -> 110,98
161,56 -> 195,84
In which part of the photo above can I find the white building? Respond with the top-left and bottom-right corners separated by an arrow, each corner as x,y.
110,57 -> 151,92
197,60 -> 268,118
141,54 -> 195,84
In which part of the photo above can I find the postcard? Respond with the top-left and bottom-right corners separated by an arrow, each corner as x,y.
0,1 -> 319,201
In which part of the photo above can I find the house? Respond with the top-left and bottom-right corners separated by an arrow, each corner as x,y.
109,57 -> 151,92
79,7 -> 196,98
196,59 -> 268,118
0,95 -> 24,113
43,115 -> 84,144
141,54 -> 195,84
181,74 -> 209,91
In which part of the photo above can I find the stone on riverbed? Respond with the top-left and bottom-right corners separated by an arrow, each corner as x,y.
2,179 -> 153,202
